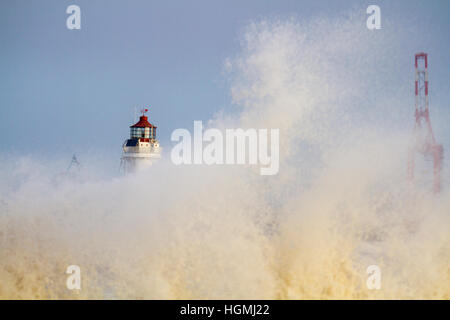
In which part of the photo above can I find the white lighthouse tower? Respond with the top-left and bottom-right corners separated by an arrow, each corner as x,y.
120,108 -> 161,173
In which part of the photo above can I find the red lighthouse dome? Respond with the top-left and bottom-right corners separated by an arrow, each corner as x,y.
130,110 -> 157,141
130,115 -> 154,128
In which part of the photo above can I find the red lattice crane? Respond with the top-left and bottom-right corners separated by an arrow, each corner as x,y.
407,53 -> 443,193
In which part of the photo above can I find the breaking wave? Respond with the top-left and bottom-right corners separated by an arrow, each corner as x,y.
0,12 -> 449,299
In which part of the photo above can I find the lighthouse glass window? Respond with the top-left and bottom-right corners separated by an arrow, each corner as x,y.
131,128 -> 148,138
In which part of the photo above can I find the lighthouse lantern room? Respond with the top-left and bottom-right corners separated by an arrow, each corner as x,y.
120,108 -> 161,173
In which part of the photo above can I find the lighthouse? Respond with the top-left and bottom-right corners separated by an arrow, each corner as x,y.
120,108 -> 161,173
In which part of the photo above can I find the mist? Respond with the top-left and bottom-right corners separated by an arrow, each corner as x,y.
0,12 -> 449,299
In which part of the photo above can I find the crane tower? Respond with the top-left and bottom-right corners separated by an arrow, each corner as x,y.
407,53 -> 443,193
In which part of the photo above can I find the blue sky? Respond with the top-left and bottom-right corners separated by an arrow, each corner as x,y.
0,0 -> 449,161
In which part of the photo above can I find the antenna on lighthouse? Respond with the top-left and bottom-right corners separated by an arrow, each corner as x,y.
133,106 -> 138,123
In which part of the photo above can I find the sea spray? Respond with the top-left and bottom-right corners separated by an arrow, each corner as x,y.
0,12 -> 449,299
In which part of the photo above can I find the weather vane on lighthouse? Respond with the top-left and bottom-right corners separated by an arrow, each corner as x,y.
120,106 -> 161,173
